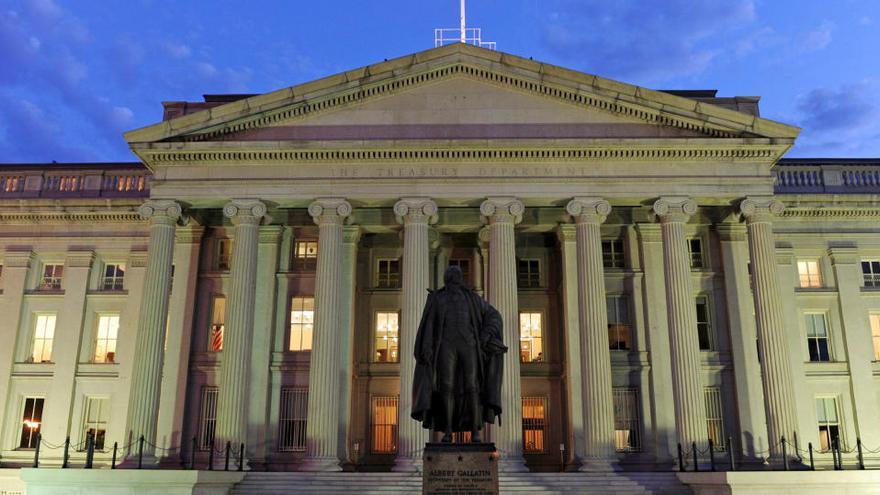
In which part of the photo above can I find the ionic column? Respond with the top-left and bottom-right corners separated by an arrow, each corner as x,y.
480,197 -> 527,471
337,226 -> 362,463
652,197 -> 707,450
302,198 -> 352,471
215,200 -> 268,457
125,200 -> 182,458
393,197 -> 438,471
556,225 -> 584,465
740,197 -> 798,460
566,198 -> 617,469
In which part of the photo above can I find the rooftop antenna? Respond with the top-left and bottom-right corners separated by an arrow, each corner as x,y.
434,0 -> 496,50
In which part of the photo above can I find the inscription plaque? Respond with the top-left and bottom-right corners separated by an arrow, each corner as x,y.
423,442 -> 499,495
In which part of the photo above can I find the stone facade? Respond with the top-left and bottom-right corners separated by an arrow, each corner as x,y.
1,45 -> 880,486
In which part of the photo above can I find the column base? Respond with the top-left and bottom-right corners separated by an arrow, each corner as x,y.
392,456 -> 423,472
299,456 -> 342,472
498,457 -> 529,473
117,454 -> 161,469
578,458 -> 620,472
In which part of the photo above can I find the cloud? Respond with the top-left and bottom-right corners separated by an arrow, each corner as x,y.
789,81 -> 880,156
161,40 -> 191,59
798,20 -> 834,52
0,97 -> 96,161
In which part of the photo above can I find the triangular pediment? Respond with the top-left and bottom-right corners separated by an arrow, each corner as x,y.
124,44 -> 800,147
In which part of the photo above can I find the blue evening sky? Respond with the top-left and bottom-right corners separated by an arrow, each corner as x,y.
1,0 -> 878,162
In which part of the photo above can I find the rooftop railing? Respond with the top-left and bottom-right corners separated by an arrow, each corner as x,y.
0,166 -> 149,199
773,160 -> 880,194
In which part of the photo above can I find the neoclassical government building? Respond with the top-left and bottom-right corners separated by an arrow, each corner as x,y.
1,44 -> 880,487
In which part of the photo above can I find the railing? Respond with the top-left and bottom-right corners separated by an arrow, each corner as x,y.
0,167 -> 150,199
774,162 -> 880,194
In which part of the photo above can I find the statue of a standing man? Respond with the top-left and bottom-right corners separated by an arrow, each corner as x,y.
411,266 -> 507,442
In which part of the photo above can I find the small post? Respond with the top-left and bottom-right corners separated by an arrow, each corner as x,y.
85,432 -> 94,469
111,442 -> 118,469
837,440 -> 844,470
238,443 -> 245,472
709,439 -> 716,472
808,442 -> 815,470
190,437 -> 197,470
208,442 -> 215,471
138,435 -> 144,469
692,441 -> 699,472
559,443 -> 565,473
33,433 -> 41,468
62,436 -> 70,469
857,438 -> 865,470
832,438 -> 840,471
727,436 -> 736,471
781,436 -> 789,471
224,441 -> 231,472
677,443 -> 685,472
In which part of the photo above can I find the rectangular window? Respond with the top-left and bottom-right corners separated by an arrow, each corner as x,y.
216,239 -> 232,271
522,397 -> 547,453
519,312 -> 544,363
374,311 -> 400,363
376,258 -> 401,289
448,258 -> 472,287
870,314 -> 880,361
695,296 -> 713,351
798,260 -> 822,288
517,259 -> 540,288
32,314 -> 56,363
602,239 -> 625,269
689,238 -> 704,269
371,396 -> 398,454
289,296 -> 314,351
816,397 -> 841,452
805,313 -> 831,362
19,397 -> 44,449
82,397 -> 109,450
198,387 -> 218,451
209,295 -> 226,352
278,387 -> 308,452
294,240 -> 318,271
39,263 -> 63,290
613,388 -> 641,452
94,314 -> 120,363
863,260 -> 880,288
705,387 -> 726,451
102,263 -> 125,291
607,296 -> 632,350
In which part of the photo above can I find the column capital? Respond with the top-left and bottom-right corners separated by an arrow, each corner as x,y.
258,225 -> 284,244
224,199 -> 268,226
394,197 -> 438,225
566,197 -> 611,225
343,225 -> 362,245
556,223 -> 576,243
308,198 -> 352,226
635,223 -> 663,242
139,200 -> 184,225
828,244 -> 859,265
739,196 -> 785,223
653,197 -> 697,223
480,197 -> 524,225
2,248 -> 35,268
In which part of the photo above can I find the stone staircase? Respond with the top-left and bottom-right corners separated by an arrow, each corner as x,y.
231,471 -> 692,494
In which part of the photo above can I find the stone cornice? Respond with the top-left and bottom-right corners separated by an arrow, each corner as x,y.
779,207 -> 880,219
0,210 -> 146,225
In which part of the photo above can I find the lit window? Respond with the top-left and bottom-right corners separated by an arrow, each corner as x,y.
32,314 -> 56,363
19,397 -> 44,449
805,313 -> 831,362
870,314 -> 880,361
209,296 -> 226,352
289,297 -> 314,351
39,263 -> 63,290
448,258 -> 472,287
102,263 -> 125,291
863,261 -> 880,288
278,387 -> 308,452
94,314 -> 120,363
374,312 -> 400,363
689,238 -> 704,269
522,397 -> 547,453
216,239 -> 232,271
705,388 -> 726,450
607,296 -> 632,351
517,259 -> 540,288
198,387 -> 218,451
519,312 -> 544,363
797,260 -> 822,288
695,296 -> 713,351
613,388 -> 641,452
376,258 -> 401,289
816,397 -> 841,452
82,397 -> 109,451
371,396 -> 398,453
294,240 -> 318,271
602,239 -> 625,269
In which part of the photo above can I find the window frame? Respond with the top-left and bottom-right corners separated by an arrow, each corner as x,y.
516,258 -> 541,289
289,296 -> 315,352
19,397 -> 44,449
208,295 -> 226,352
613,387 -> 642,452
197,387 -> 218,451
101,262 -> 126,291
607,294 -> 633,351
518,310 -> 545,363
278,387 -> 308,452
215,238 -> 232,271
293,240 -> 318,271
31,313 -> 57,363
81,396 -> 110,451
93,313 -> 120,363
373,310 -> 401,363
695,295 -> 714,351
870,313 -> 880,362
370,395 -> 399,454
688,238 -> 705,269
522,396 -> 548,454
805,312 -> 832,362
375,258 -> 401,289
601,239 -> 625,269
862,260 -> 880,288
797,259 -> 823,288
38,263 -> 64,290
704,387 -> 726,451
815,396 -> 843,452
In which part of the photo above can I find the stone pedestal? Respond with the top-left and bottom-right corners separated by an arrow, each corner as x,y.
423,443 -> 499,495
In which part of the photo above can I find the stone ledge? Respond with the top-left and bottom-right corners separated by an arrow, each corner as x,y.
18,469 -> 244,495
678,470 -> 880,495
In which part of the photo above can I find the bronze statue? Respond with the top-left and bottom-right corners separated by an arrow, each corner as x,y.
411,266 -> 507,442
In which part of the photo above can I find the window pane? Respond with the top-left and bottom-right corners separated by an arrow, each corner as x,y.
19,397 -> 44,449
704,388 -> 726,450
278,388 -> 308,452
94,315 -> 119,363
32,314 -> 56,362
82,397 -> 109,450
374,312 -> 400,363
198,388 -> 218,451
870,314 -> 880,361
209,296 -> 226,352
696,297 -> 712,351
294,241 -> 318,270
613,388 -> 641,452
371,396 -> 398,453
522,397 -> 547,453
798,260 -> 822,288
290,297 -> 315,351
607,296 -> 631,350
519,312 -> 543,363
